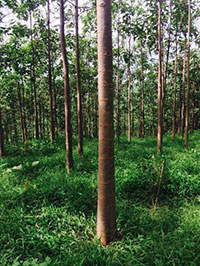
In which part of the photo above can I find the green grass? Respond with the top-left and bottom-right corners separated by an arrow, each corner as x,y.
0,131 -> 200,265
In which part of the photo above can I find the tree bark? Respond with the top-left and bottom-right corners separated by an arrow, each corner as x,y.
157,0 -> 162,154
184,0 -> 191,149
60,0 -> 74,173
75,0 -> 83,154
47,0 -> 55,144
96,0 -> 116,246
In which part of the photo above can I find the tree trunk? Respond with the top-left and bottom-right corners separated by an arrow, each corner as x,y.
47,0 -> 55,144
87,86 -> 91,139
4,114 -> 9,144
12,103 -> 18,143
0,109 -> 4,157
172,32 -> 178,141
93,92 -> 98,138
140,39 -> 145,138
42,104 -> 46,138
184,0 -> 191,149
131,91 -> 134,136
181,37 -> 186,137
30,11 -> 39,140
177,81 -> 182,134
116,0 -> 121,145
157,0 -> 162,154
60,0 -> 74,173
191,84 -> 195,131
127,37 -> 131,143
53,76 -> 58,137
17,82 -> 25,142
75,0 -> 83,155
96,0 -> 116,246
39,99 -> 43,138
22,82 -> 27,141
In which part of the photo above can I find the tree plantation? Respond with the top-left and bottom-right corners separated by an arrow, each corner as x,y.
0,0 -> 200,265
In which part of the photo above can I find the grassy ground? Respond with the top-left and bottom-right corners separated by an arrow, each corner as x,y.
0,131 -> 200,265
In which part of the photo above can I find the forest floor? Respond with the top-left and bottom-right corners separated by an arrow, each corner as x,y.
0,131 -> 200,265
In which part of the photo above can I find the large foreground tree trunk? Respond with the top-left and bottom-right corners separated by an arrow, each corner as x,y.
184,0 -> 191,149
96,0 -> 116,246
60,0 -> 74,173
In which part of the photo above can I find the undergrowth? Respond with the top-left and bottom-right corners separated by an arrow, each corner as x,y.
0,131 -> 200,265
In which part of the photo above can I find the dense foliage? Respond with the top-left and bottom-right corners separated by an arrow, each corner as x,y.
0,0 -> 200,142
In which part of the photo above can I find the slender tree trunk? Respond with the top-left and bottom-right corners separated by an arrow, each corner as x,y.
11,101 -> 18,142
162,0 -> 172,105
157,0 -> 162,154
42,104 -> 46,138
4,114 -> 8,144
96,0 -> 116,246
140,39 -> 145,138
191,84 -> 195,131
17,82 -> 25,142
60,0 -> 73,173
39,99 -> 43,138
47,0 -> 55,144
0,109 -> 4,157
184,0 -> 191,149
131,90 -> 134,136
177,81 -> 182,134
53,76 -> 58,136
181,38 -> 186,137
75,0 -> 83,154
86,60 -> 91,139
30,11 -> 39,140
22,82 -> 27,141
93,92 -> 98,138
172,32 -> 178,141
127,37 -> 131,143
87,87 -> 91,139
116,0 -> 121,145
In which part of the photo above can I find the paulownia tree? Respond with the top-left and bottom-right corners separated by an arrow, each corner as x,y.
60,0 -> 74,173
96,0 -> 116,245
